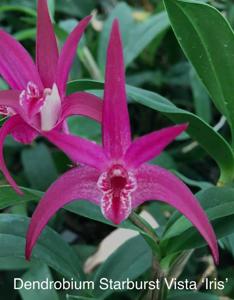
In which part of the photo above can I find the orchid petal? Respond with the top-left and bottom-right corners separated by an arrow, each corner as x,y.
102,20 -> 131,159
25,166 -> 101,259
0,30 -> 42,90
11,123 -> 38,144
133,164 -> 219,263
61,92 -> 102,123
41,84 -> 61,131
36,0 -> 59,87
55,16 -> 92,96
0,116 -> 29,194
44,131 -> 107,170
0,90 -> 21,110
125,124 -> 187,168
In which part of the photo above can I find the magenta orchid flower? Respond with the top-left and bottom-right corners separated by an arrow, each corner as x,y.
25,20 -> 218,263
0,0 -> 102,194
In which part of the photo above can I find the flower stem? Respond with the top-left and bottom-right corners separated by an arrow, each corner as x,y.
129,212 -> 159,244
79,46 -> 102,81
129,213 -> 165,300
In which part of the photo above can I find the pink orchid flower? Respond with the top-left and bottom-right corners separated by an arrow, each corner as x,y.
0,0 -> 102,194
25,20 -> 218,263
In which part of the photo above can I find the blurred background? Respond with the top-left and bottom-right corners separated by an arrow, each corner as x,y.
0,0 -> 234,299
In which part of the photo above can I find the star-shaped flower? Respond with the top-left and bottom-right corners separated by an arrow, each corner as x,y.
25,20 -> 218,263
0,0 -> 102,193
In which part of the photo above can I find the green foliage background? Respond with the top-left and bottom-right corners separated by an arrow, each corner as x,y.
0,0 -> 234,299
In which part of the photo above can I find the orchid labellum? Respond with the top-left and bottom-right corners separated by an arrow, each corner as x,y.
0,0 -> 102,193
26,20 -> 218,263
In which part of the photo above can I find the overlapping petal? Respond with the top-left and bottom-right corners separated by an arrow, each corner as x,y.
36,0 -> 59,87
44,131 -> 108,170
0,90 -> 21,111
133,164 -> 219,263
0,30 -> 42,90
0,115 -> 28,194
102,20 -> 131,159
55,15 -> 92,96
11,122 -> 38,144
124,124 -> 187,168
61,92 -> 102,123
25,166 -> 101,259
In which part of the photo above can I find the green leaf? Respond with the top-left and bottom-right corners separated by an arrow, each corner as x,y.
14,28 -> 36,41
124,12 -> 170,67
172,170 -> 213,190
98,3 -> 169,72
127,85 -> 234,184
66,297 -> 97,300
164,0 -> 234,139
0,214 -> 85,280
190,67 -> 211,124
168,292 -> 218,300
56,0 -> 96,18
19,264 -> 59,300
220,233 -> 234,258
66,202 -> 160,254
47,0 -> 55,20
0,5 -> 36,16
161,187 -> 234,254
67,79 -> 234,184
21,143 -> 58,190
68,116 -> 101,140
0,257 -> 30,270
0,185 -> 42,209
93,235 -> 152,299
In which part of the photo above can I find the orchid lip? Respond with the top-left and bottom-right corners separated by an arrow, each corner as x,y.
19,81 -> 62,131
0,105 -> 15,116
97,164 -> 137,224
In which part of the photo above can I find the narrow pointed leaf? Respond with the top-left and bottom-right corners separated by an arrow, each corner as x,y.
19,264 -> 59,300
21,143 -> 58,190
94,235 -> 152,298
0,186 -> 42,209
161,187 -> 234,255
164,0 -> 234,135
0,214 -> 85,280
168,292 -> 218,300
98,3 -> 170,70
127,85 -> 234,185
124,11 -> 170,67
164,187 -> 234,239
0,5 -> 36,17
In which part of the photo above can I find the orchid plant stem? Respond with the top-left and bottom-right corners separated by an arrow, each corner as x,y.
148,257 -> 164,300
129,213 -> 164,300
166,250 -> 193,282
79,46 -> 102,81
129,214 -> 195,300
129,212 -> 159,244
